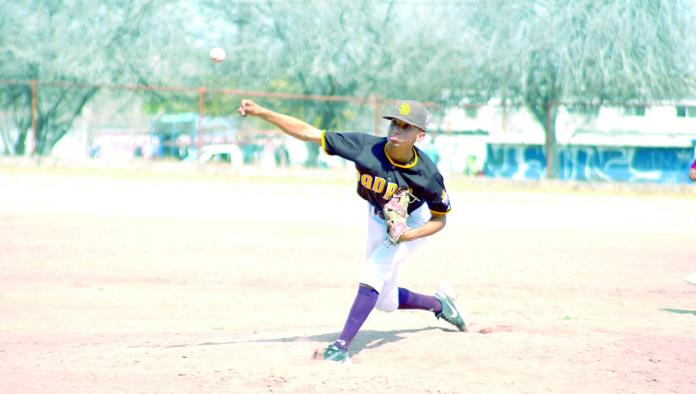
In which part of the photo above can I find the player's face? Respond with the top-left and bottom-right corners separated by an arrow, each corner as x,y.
388,119 -> 425,146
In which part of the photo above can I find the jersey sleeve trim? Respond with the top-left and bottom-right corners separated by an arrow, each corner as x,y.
320,130 -> 329,154
430,208 -> 451,215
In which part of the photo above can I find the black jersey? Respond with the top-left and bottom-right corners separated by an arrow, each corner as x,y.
321,131 -> 451,215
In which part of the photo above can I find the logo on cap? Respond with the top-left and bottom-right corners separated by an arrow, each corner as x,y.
398,102 -> 412,115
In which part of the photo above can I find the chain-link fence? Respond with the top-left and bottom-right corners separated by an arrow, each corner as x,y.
2,80 -> 696,183
0,80 -> 391,167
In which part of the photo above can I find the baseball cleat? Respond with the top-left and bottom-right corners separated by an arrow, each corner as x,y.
314,343 -> 351,364
434,286 -> 467,332
684,272 -> 696,286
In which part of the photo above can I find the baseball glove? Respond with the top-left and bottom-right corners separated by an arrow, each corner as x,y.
383,188 -> 419,244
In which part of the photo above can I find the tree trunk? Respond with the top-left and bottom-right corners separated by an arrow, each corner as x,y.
32,87 -> 99,156
528,100 -> 558,179
13,129 -> 28,156
544,102 -> 559,179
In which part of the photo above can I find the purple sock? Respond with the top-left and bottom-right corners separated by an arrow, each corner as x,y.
398,287 -> 442,313
335,285 -> 378,350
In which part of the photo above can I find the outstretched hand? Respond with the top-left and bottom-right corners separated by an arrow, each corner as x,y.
689,168 -> 696,182
237,99 -> 263,117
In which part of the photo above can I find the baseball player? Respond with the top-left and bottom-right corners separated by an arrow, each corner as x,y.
237,99 -> 466,363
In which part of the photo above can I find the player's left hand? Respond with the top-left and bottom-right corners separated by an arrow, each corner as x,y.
689,168 -> 696,182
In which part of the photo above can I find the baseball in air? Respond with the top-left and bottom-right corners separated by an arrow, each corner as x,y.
209,47 -> 226,63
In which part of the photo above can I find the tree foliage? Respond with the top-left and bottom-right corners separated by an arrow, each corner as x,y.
457,0 -> 696,100
1,0 -> 695,166
0,0 -> 197,155
201,0 -> 466,164
447,0 -> 696,177
202,1 -> 462,116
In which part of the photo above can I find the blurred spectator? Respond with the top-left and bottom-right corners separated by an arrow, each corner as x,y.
272,136 -> 290,167
239,134 -> 262,164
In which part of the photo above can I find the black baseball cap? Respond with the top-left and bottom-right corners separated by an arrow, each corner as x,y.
382,100 -> 431,131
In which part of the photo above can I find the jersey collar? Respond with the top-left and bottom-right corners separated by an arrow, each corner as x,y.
383,142 -> 418,169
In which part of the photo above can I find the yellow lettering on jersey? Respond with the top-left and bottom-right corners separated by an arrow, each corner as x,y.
360,174 -> 373,190
383,182 -> 398,200
372,177 -> 386,193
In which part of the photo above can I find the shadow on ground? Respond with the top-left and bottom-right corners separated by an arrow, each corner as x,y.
161,326 -> 452,355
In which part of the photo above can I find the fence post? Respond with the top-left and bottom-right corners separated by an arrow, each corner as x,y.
373,96 -> 382,134
31,80 -> 38,155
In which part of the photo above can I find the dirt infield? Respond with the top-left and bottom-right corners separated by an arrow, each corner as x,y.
1,164 -> 695,393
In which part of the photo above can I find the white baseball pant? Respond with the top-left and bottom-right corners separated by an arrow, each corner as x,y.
359,203 -> 431,312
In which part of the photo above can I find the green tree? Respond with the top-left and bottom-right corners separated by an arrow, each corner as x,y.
202,0 -> 466,165
0,0 -> 199,155
450,0 -> 696,178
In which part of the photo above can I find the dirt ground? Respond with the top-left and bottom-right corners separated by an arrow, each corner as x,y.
1,163 -> 695,393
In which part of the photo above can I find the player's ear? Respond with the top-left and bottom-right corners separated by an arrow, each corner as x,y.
415,130 -> 426,143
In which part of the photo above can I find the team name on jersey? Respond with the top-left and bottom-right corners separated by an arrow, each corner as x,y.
359,173 -> 399,200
